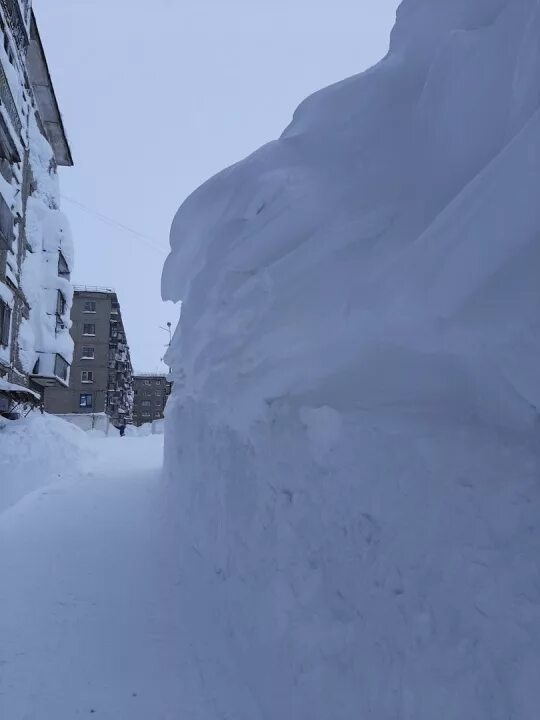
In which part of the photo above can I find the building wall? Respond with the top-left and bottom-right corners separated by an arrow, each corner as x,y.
132,375 -> 171,426
51,412 -> 114,435
0,3 -> 74,407
45,289 -> 134,422
46,291 -> 111,414
71,291 -> 111,414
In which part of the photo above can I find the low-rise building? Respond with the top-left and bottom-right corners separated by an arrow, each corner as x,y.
45,287 -> 134,423
132,373 -> 171,426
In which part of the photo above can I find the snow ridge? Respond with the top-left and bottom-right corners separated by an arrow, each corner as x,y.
162,1 -> 540,717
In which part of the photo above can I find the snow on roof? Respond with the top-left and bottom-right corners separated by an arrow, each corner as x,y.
73,285 -> 116,294
134,373 -> 168,378
27,12 -> 73,167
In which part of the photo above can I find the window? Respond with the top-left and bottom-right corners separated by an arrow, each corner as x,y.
0,113 -> 19,164
144,380 -> 151,385
84,301 -> 97,313
82,346 -> 95,359
83,323 -> 96,336
54,355 -> 69,381
58,252 -> 70,280
81,370 -> 94,383
56,292 -> 67,332
0,190 -> 14,246
0,299 -> 11,347
142,413 -> 151,418
142,401 -> 151,407
56,290 -> 66,317
155,412 -> 162,418
0,154 -> 12,185
80,394 -> 93,408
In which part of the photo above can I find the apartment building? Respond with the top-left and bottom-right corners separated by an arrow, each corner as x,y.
45,287 -> 134,424
0,3 -> 74,414
132,374 -> 171,426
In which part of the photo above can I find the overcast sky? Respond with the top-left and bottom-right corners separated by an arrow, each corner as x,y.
34,0 -> 399,372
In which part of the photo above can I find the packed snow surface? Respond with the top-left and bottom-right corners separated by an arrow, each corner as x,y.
162,0 -> 540,717
1,418 -> 228,719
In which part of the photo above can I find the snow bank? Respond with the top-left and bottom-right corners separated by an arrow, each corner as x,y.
162,0 -> 540,717
124,419 -> 164,438
0,413 -> 90,515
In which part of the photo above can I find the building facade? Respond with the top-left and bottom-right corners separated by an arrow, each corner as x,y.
132,374 -> 171,426
0,3 -> 74,414
45,287 -> 134,424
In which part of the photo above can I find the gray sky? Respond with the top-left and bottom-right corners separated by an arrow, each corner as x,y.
34,0 -> 399,372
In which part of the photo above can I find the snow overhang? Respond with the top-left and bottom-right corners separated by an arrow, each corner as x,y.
0,377 -> 40,402
26,11 -> 73,167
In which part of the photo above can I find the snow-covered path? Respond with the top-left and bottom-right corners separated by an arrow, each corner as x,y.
0,434 -> 210,720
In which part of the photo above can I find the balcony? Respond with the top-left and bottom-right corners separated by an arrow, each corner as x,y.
31,352 -> 70,387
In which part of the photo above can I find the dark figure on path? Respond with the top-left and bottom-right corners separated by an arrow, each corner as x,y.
118,420 -> 126,438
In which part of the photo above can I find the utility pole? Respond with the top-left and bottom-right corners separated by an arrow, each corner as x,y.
159,323 -> 173,370
160,322 -> 172,348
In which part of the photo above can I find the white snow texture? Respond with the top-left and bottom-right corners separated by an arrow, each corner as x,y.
162,1 -> 540,718
0,413 -> 90,514
18,114 -> 75,377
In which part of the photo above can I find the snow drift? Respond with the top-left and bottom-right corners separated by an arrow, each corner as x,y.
162,1 -> 540,717
0,413 -> 90,515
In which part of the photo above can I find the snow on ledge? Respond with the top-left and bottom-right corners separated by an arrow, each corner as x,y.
72,285 -> 116,294
0,378 -> 40,400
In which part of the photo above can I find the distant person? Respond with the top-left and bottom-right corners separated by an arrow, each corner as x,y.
119,420 -> 126,438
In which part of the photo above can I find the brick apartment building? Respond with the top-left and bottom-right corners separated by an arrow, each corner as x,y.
45,287 -> 134,423
132,373 -> 171,426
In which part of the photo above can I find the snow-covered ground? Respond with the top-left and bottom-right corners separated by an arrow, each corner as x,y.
0,413 -> 91,514
1,420 -> 195,719
1,415 -> 265,719
161,0 -> 540,717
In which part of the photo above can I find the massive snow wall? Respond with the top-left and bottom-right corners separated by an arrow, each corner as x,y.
162,1 -> 540,717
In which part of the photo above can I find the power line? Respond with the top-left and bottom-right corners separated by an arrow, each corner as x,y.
61,194 -> 170,255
